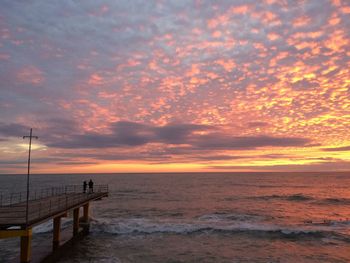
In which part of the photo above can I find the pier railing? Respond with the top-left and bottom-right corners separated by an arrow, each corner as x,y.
0,185 -> 108,227
0,185 -> 108,207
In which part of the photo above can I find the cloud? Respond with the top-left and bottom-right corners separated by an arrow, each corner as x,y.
0,123 -> 30,137
153,123 -> 212,144
56,161 -> 98,166
210,160 -> 350,172
0,0 -> 349,172
192,155 -> 247,161
47,121 -> 311,150
0,157 -> 66,165
16,66 -> 45,85
47,121 -> 212,148
322,145 -> 350,151
191,134 -> 311,150
290,79 -> 319,90
246,121 -> 269,128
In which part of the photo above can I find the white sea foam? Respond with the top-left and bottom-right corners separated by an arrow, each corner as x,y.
89,216 -> 337,240
197,212 -> 267,222
33,218 -> 73,234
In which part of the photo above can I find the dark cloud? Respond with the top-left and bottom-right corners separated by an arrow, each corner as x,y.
210,161 -> 350,172
322,145 -> 350,152
48,121 -> 211,148
60,151 -> 291,163
192,155 -> 247,161
0,123 -> 30,137
257,154 -> 296,159
154,123 -> 212,144
48,121 -> 311,150
55,161 -> 98,166
0,160 -> 24,165
62,152 -> 171,162
246,122 -> 269,128
291,79 -> 319,90
191,134 -> 311,150
0,157 -> 66,165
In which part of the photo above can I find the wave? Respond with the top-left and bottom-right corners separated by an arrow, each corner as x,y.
306,219 -> 350,227
251,194 -> 314,202
197,212 -> 268,222
316,198 -> 350,206
33,218 -> 73,234
89,216 -> 349,243
251,194 -> 350,205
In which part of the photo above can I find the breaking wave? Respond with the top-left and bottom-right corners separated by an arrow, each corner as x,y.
89,214 -> 349,243
33,218 -> 73,234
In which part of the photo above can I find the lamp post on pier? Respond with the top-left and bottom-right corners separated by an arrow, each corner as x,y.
23,128 -> 38,226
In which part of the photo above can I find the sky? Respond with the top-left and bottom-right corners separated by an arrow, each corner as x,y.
0,0 -> 349,174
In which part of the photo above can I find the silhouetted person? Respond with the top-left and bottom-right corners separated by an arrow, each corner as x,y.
83,181 -> 87,193
88,179 -> 94,193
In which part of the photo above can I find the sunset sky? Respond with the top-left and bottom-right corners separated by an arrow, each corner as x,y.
0,0 -> 349,174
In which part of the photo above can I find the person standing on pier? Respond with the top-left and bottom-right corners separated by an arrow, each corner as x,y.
88,179 -> 94,193
83,181 -> 87,193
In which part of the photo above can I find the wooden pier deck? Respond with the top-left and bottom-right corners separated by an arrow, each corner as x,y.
0,185 -> 108,262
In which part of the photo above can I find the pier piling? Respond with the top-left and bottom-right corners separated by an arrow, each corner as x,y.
53,216 -> 61,250
0,184 -> 108,262
20,228 -> 32,263
83,203 -> 89,223
73,208 -> 80,236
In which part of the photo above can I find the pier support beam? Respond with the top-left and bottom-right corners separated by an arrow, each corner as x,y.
53,216 -> 61,250
20,228 -> 32,263
83,203 -> 89,222
73,208 -> 79,236
82,203 -> 90,234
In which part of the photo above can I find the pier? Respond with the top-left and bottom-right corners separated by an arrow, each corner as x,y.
0,185 -> 108,263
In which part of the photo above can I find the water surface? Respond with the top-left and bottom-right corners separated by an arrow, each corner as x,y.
1,172 -> 350,262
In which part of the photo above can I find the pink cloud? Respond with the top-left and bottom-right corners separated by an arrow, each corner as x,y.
88,73 -> 105,86
16,66 -> 45,85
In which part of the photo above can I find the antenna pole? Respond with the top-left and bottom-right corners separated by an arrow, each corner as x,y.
23,128 -> 38,226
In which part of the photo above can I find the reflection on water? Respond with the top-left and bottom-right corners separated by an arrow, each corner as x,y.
1,172 -> 350,262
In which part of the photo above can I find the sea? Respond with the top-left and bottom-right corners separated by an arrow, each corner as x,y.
1,172 -> 350,263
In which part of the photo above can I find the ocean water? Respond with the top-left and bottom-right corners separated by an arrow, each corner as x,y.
1,172 -> 350,262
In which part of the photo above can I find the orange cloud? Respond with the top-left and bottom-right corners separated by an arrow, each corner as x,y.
215,59 -> 235,72
293,16 -> 311,27
341,6 -> 350,13
267,32 -> 280,41
230,5 -> 249,14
